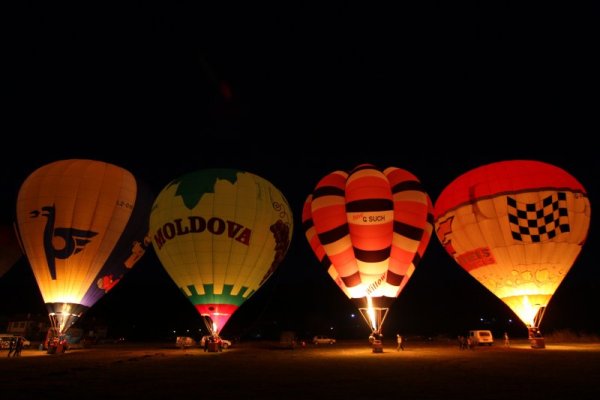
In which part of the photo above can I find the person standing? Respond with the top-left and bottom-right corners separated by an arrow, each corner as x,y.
7,337 -> 16,357
14,337 -> 24,357
396,334 -> 404,351
504,332 -> 510,347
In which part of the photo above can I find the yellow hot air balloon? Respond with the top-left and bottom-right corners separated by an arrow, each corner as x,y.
434,160 -> 591,346
149,169 -> 293,335
15,160 -> 152,335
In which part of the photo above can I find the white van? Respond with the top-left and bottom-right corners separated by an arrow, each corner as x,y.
0,334 -> 31,349
468,330 -> 494,346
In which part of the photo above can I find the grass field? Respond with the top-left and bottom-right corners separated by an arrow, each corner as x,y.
1,339 -> 599,399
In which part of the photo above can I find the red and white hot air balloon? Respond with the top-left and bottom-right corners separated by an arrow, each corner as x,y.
434,160 -> 591,346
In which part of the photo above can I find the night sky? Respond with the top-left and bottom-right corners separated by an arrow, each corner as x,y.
1,3 -> 599,341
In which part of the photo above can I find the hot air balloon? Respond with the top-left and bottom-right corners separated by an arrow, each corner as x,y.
434,160 -> 591,347
303,164 -> 433,337
149,169 -> 293,336
0,224 -> 22,278
15,159 -> 153,337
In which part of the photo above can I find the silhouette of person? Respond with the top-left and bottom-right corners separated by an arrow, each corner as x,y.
396,334 -> 404,351
14,337 -> 24,357
7,338 -> 16,357
504,332 -> 510,347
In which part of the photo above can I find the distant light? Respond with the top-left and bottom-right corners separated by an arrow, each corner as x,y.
186,329 -> 189,333
508,319 -> 513,323
350,314 -> 356,318
173,330 -> 176,334
330,326 -> 334,330
480,318 -> 484,321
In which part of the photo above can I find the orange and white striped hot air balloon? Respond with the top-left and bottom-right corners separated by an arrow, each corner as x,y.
303,164 -> 433,335
434,160 -> 591,346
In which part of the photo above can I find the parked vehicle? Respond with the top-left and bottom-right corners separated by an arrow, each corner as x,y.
312,335 -> 336,345
200,335 -> 232,349
468,330 -> 494,346
17,336 -> 31,348
0,334 -> 30,349
0,334 -> 14,349
176,336 -> 195,348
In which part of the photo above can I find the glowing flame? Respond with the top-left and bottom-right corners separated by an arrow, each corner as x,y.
212,321 -> 218,335
49,304 -> 79,334
515,296 -> 540,327
366,296 -> 377,331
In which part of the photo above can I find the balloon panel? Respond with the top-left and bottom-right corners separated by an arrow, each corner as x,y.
302,195 -> 351,298
434,160 -> 591,327
149,169 -> 293,331
16,159 -> 151,308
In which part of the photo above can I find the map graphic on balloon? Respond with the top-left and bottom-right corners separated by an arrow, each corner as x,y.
15,159 -> 153,334
434,160 -> 591,345
149,169 -> 293,335
303,164 -> 433,336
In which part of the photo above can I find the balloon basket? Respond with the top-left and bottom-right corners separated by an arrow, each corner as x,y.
207,342 -> 220,352
528,327 -> 545,349
530,337 -> 545,349
372,340 -> 383,353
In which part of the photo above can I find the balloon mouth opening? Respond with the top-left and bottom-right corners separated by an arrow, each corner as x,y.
196,304 -> 238,335
353,296 -> 390,334
46,302 -> 88,334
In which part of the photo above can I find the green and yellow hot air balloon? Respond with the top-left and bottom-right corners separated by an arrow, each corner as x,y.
149,169 -> 293,335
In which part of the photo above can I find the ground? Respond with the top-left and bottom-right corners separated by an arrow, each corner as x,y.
1,340 -> 598,399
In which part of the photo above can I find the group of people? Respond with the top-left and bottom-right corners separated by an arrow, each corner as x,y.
7,336 -> 25,357
457,335 -> 473,350
368,331 -> 406,351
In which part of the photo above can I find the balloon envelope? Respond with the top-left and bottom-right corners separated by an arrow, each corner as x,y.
149,169 -> 293,333
16,159 -> 152,333
434,160 -> 591,329
303,164 -> 433,332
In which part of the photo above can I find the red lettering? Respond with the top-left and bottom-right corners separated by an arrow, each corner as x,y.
236,228 -> 251,245
175,219 -> 190,235
163,223 -> 176,239
154,229 -> 166,249
154,216 -> 252,249
208,217 -> 225,235
227,221 -> 244,238
456,247 -> 496,271
189,216 -> 206,233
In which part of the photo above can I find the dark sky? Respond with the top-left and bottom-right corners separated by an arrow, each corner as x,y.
1,2 -> 599,340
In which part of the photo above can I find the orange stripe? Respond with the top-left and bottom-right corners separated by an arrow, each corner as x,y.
393,202 -> 428,227
326,246 -> 360,280
385,167 -> 430,279
347,222 -> 393,249
346,168 -> 390,202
